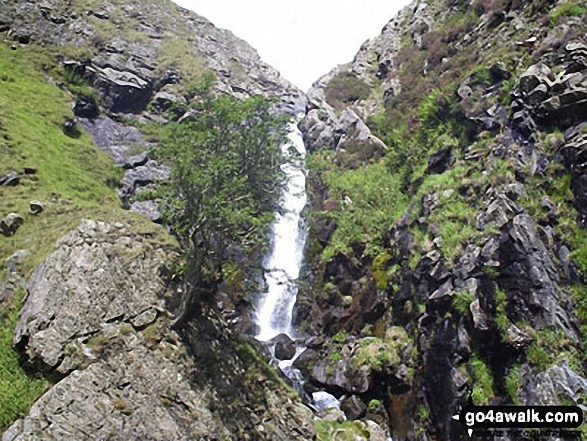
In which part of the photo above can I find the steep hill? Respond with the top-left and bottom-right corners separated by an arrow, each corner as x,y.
297,0 -> 587,439
0,0 -> 314,439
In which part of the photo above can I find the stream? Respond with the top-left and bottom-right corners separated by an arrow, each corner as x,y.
253,119 -> 341,412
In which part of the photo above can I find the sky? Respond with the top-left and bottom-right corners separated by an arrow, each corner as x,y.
172,1 -> 411,92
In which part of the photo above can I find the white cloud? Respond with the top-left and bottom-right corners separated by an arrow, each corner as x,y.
172,0 -> 411,91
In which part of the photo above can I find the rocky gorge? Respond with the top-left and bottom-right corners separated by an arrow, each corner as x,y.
1,0 -> 587,440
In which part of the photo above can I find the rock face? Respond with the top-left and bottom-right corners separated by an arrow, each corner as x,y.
295,0 -> 587,439
0,0 -> 305,115
5,220 -> 314,440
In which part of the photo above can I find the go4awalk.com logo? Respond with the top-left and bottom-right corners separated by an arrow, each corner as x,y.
452,404 -> 583,438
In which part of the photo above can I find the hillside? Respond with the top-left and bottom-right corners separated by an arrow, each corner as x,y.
1,0 -> 587,439
0,0 -> 313,439
297,0 -> 587,439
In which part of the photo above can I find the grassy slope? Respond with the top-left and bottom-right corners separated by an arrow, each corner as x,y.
0,42 -> 172,429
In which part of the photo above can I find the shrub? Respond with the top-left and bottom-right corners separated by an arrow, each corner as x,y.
324,71 -> 370,108
154,82 -> 289,309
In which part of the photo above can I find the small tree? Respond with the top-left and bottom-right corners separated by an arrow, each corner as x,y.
155,86 -> 289,319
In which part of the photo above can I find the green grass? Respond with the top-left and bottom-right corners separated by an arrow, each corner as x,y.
470,354 -> 494,405
0,289 -> 49,428
0,43 -> 132,274
309,153 -> 409,261
0,42 -> 171,430
504,365 -> 521,404
451,290 -> 475,316
550,1 -> 586,21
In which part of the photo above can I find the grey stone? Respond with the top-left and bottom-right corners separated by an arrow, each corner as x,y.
519,63 -> 552,94
29,200 -> 44,215
470,299 -> 489,331
522,362 -> 587,406
526,83 -> 549,107
92,66 -> 153,113
129,200 -> 162,222
123,152 -> 149,169
340,395 -> 366,420
1,213 -> 24,236
0,171 -> 20,186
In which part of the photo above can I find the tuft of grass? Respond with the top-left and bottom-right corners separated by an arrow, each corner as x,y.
504,365 -> 521,404
550,1 -> 586,21
0,288 -> 49,428
324,71 -> 370,109
451,290 -> 475,315
470,354 -> 494,405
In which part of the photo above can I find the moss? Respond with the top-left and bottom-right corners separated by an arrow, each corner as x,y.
451,290 -> 475,316
504,365 -> 521,404
314,420 -> 370,441
470,354 -> 494,405
372,252 -> 392,289
350,327 -> 410,374
367,398 -> 383,413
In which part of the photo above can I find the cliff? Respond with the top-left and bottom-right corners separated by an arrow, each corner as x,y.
297,0 -> 587,439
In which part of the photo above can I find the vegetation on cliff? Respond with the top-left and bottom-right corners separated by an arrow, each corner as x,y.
299,0 -> 587,438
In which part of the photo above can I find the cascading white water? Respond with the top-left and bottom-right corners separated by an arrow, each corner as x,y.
254,120 -> 307,342
253,117 -> 343,412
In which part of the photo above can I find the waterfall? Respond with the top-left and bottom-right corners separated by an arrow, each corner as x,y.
252,117 -> 343,413
254,120 -> 307,342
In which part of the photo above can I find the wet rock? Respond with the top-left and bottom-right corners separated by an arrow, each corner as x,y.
268,333 -> 296,360
0,171 -> 20,186
29,200 -> 44,215
312,391 -> 341,412
1,213 -> 24,236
